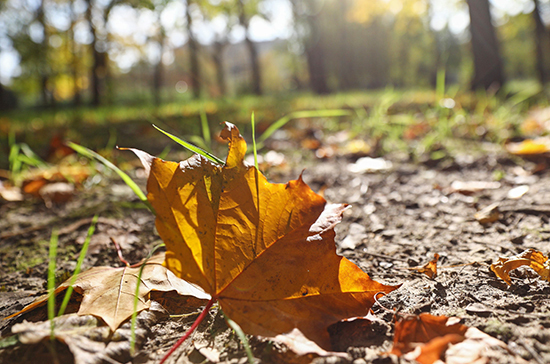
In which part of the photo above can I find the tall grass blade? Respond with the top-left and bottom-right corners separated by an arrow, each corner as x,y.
67,142 -> 154,213
47,229 -> 59,341
224,313 -> 254,364
58,215 -> 98,317
152,124 -> 224,165
200,109 -> 211,150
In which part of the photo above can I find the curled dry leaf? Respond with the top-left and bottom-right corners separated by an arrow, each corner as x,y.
474,202 -> 501,224
134,122 -> 399,351
390,313 -> 468,357
11,302 -> 167,364
413,253 -> 439,279
7,252 -> 210,331
392,313 -> 526,364
490,248 -> 550,285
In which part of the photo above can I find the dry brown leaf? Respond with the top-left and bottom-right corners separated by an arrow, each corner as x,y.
490,248 -> 550,285
413,253 -> 439,279
391,313 -> 468,357
8,252 -> 210,330
474,202 -> 501,224
137,122 -> 399,351
450,180 -> 501,195
12,302 -> 167,364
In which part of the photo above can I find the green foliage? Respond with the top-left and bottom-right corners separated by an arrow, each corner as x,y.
47,229 -> 59,341
58,215 -> 98,317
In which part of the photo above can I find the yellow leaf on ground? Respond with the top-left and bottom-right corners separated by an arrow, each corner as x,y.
138,122 -> 399,350
490,249 -> 550,285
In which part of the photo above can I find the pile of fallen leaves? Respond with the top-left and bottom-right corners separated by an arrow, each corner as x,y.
3,123 -> 546,364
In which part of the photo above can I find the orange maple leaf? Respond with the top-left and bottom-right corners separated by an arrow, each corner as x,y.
136,122 -> 399,349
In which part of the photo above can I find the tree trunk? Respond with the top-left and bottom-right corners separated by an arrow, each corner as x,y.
533,0 -> 550,85
153,24 -> 165,106
37,0 -> 53,107
337,0 -> 354,90
238,0 -> 262,95
186,0 -> 201,99
302,0 -> 329,94
86,0 -> 102,106
213,40 -> 227,96
466,0 -> 505,90
70,0 -> 81,106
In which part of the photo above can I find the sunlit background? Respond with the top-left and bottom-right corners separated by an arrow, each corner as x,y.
0,0 -> 547,108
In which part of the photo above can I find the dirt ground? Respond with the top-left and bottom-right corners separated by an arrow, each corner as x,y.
1,139 -> 550,364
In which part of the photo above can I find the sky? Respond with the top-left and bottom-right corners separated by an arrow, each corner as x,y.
0,0 -> 541,85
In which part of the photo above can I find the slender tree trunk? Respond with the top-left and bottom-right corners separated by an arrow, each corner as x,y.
70,0 -> 81,106
337,0 -> 354,90
0,82 -> 6,112
153,24 -> 166,106
213,40 -> 227,96
301,0 -> 329,94
533,0 -> 550,85
37,0 -> 53,107
466,0 -> 505,90
238,0 -> 262,95
86,0 -> 102,106
186,0 -> 201,99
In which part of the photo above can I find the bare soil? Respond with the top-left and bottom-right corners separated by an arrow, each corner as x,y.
1,142 -> 550,364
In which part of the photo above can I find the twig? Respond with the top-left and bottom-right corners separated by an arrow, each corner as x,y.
159,298 -> 217,364
110,237 -> 130,267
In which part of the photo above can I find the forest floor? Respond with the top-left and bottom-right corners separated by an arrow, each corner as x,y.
1,132 -> 550,364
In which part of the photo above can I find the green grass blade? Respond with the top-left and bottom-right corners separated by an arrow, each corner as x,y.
130,243 -> 166,354
251,112 -> 258,170
47,229 -> 59,341
436,67 -> 446,100
224,312 -> 254,364
200,109 -> 211,150
152,124 -> 224,165
257,109 -> 352,146
67,142 -> 154,214
58,215 -> 98,317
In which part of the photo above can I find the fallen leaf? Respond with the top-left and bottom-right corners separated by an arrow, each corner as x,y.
0,182 -> 23,202
8,252 -> 210,330
347,157 -> 393,173
391,313 -> 467,357
507,185 -> 529,199
11,302 -> 167,364
474,202 -> 501,224
413,253 -> 439,279
339,223 -> 367,250
490,249 -> 550,285
449,180 -> 500,195
391,313 -> 527,364
137,122 -> 399,350
505,137 -> 550,155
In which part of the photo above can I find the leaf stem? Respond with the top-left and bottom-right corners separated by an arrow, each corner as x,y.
159,297 -> 217,364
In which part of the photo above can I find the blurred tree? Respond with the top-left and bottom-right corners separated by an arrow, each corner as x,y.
237,0 -> 262,95
201,0 -> 238,96
68,0 -> 82,106
85,0 -> 125,106
153,1 -> 167,105
186,0 -> 201,98
533,0 -> 550,84
290,0 -> 329,94
36,0 -> 54,107
466,0 -> 505,90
